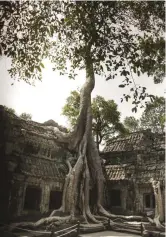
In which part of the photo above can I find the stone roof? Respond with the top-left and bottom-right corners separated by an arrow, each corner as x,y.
21,157 -> 64,179
1,106 -> 69,181
105,164 -> 135,181
105,162 -> 165,183
1,105 -> 68,140
8,155 -> 67,180
103,130 -> 165,153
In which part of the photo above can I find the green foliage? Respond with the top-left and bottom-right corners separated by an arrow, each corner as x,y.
0,1 -> 164,108
92,96 -> 127,147
4,106 -> 16,114
123,116 -> 140,133
124,97 -> 165,133
62,91 -> 80,126
62,90 -> 127,148
140,96 -> 165,133
20,112 -> 32,120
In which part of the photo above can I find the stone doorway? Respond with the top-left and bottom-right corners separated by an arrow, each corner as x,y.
143,193 -> 155,209
49,190 -> 62,210
110,189 -> 121,207
24,186 -> 41,211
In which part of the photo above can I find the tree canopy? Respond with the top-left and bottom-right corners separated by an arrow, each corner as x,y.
62,90 -> 80,127
123,116 -> 140,133
124,96 -> 165,133
62,91 -> 127,149
140,96 -> 165,133
0,1 -> 165,109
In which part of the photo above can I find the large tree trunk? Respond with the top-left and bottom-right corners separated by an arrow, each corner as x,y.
50,53 -> 103,223
148,179 -> 165,230
49,51 -> 142,223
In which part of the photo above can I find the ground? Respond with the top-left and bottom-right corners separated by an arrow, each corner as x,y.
2,230 -> 141,237
80,231 -> 140,237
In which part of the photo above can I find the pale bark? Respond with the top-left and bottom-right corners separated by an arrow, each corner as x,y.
48,53 -> 97,223
10,216 -> 71,230
50,51 -> 143,222
149,179 -> 165,229
50,160 -> 72,216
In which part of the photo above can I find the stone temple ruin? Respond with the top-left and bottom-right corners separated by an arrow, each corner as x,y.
0,106 -> 68,221
0,105 -> 165,222
102,131 -> 165,216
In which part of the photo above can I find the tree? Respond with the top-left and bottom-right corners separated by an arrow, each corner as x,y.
124,97 -> 165,133
62,91 -> 127,149
123,116 -> 140,133
0,1 -> 164,228
140,96 -> 165,133
20,112 -> 32,120
148,179 -> 165,230
92,96 -> 127,149
3,106 -> 16,114
62,90 -> 80,127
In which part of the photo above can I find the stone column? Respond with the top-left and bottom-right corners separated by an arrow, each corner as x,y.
134,183 -> 141,213
40,184 -> 50,213
121,186 -> 127,211
139,194 -> 144,213
17,184 -> 26,216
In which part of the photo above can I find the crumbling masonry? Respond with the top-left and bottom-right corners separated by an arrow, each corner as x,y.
0,106 -> 165,221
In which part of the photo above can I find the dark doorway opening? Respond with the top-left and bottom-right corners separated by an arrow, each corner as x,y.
145,194 -> 151,208
24,186 -> 41,210
49,191 -> 62,210
144,193 -> 155,209
152,194 -> 155,208
110,189 -> 121,207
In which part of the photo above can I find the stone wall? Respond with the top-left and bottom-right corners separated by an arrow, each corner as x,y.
0,106 -> 68,220
104,131 -> 165,216
106,180 -> 165,216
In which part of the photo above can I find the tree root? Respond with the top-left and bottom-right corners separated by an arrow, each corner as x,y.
148,216 -> 165,231
86,209 -> 101,224
50,207 -> 65,217
98,204 -> 143,221
34,216 -> 71,227
94,215 -> 108,222
10,216 -> 71,231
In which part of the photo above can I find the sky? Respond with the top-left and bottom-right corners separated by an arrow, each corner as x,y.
0,56 -> 165,127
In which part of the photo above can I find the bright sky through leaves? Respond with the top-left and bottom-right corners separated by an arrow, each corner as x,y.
0,56 -> 164,126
